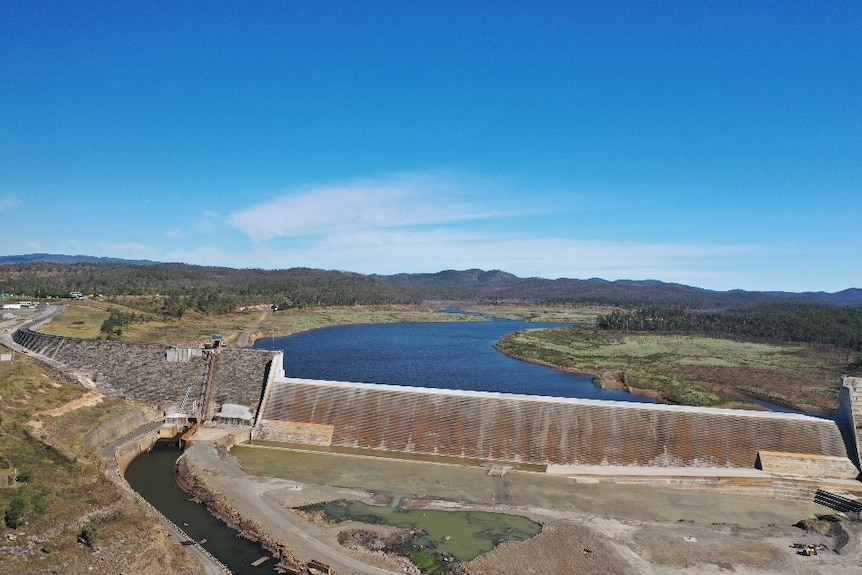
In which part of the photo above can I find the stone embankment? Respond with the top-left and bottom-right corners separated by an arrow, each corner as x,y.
13,328 -> 277,416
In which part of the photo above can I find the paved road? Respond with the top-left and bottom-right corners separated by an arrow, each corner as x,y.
0,305 -> 66,368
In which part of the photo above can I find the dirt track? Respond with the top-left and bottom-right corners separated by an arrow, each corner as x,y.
180,438 -> 862,575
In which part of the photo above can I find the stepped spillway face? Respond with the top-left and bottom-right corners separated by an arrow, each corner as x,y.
209,348 -> 276,410
257,378 -> 851,468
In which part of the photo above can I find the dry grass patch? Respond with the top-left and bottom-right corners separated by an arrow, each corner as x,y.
495,327 -> 853,413
0,358 -> 195,574
463,303 -> 615,324
49,303 -> 484,346
32,301 -> 594,348
36,304 -> 109,339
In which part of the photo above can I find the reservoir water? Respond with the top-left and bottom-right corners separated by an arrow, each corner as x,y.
254,319 -> 652,402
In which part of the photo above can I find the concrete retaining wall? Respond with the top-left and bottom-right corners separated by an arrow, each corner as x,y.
756,451 -> 860,480
84,407 -> 154,452
115,431 -> 161,476
836,375 -> 862,469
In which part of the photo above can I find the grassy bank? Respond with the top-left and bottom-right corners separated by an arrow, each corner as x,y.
0,358 -> 195,574
37,301 -> 488,346
37,300 -> 613,347
495,327 -> 852,413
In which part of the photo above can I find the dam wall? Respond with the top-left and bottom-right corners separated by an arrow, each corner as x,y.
12,326 -> 860,474
13,329 -> 276,417
208,348 -> 277,412
836,375 -> 862,469
257,378 -> 852,469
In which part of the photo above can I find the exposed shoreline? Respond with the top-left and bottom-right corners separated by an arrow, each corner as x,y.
492,341 -> 665,402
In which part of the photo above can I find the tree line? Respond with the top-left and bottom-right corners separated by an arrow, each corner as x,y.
596,306 -> 862,351
0,263 -> 429,316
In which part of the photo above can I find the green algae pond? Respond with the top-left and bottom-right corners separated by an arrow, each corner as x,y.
301,499 -> 541,574
233,445 -> 543,573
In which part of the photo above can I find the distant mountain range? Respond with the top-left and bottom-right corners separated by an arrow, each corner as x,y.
377,269 -> 862,308
2,253 -> 861,308
0,253 -> 160,266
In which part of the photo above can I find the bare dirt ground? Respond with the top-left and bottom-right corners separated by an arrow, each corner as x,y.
26,390 -> 104,432
181,436 -> 862,575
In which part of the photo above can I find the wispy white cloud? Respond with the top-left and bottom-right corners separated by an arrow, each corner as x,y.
215,171 -> 761,288
182,226 -> 755,289
196,210 -> 222,234
284,230 -> 754,279
0,195 -> 22,212
227,172 -> 515,242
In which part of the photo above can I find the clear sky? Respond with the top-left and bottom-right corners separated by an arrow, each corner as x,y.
1,1 -> 860,292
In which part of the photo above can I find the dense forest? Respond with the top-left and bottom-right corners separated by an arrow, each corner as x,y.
3,259 -> 861,309
596,306 -> 862,352
0,262 -> 428,315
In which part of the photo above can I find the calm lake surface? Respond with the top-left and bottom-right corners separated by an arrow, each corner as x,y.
254,319 -> 653,403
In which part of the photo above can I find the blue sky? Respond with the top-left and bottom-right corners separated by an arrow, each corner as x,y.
1,1 -> 860,292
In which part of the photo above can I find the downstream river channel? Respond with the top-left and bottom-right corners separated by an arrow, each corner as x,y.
126,445 -> 272,575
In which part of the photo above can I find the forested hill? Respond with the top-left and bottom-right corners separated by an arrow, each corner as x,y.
378,270 -> 862,308
1,256 -> 861,311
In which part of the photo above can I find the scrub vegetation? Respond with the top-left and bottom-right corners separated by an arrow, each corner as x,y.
495,327 -> 854,413
0,358 -> 195,574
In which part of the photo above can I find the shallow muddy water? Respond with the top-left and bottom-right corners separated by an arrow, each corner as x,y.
306,499 -> 541,564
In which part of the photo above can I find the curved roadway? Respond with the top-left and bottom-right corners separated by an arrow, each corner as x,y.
0,304 -> 66,366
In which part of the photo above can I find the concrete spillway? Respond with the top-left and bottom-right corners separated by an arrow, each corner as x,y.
257,378 -> 851,468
